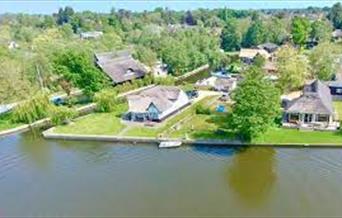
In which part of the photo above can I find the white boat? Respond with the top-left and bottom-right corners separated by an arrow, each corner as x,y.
159,141 -> 182,148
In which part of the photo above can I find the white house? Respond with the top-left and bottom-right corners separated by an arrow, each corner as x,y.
125,86 -> 190,122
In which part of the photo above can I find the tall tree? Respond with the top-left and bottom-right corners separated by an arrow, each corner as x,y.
53,49 -> 106,96
291,16 -> 311,47
229,66 -> 280,141
310,19 -> 332,43
309,42 -> 338,81
328,2 -> 342,29
56,6 -> 75,25
242,20 -> 267,47
276,46 -> 309,91
183,10 -> 196,26
220,19 -> 241,51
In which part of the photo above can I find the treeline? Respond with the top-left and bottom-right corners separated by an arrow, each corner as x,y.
0,4 -> 341,103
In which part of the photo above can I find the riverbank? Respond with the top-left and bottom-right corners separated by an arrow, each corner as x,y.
43,127 -> 342,147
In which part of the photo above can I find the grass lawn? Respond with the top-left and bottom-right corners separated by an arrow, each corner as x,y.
54,112 -> 125,135
254,128 -> 342,144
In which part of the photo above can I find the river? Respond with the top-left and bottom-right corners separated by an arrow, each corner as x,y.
1,132 -> 342,217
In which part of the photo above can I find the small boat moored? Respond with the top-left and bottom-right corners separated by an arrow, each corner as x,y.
159,141 -> 182,148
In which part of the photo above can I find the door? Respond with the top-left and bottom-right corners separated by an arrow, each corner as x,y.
304,114 -> 312,123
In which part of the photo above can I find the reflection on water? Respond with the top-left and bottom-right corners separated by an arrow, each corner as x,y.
2,133 -> 342,216
227,147 -> 276,207
18,132 -> 52,169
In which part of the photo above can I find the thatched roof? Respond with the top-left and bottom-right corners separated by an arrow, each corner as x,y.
257,43 -> 279,53
95,51 -> 147,84
127,86 -> 182,113
286,80 -> 334,115
239,48 -> 271,59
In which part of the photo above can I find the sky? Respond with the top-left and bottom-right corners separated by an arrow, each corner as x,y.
1,0 -> 342,14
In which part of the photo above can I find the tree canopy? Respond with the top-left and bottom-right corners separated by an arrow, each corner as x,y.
229,66 -> 280,141
276,46 -> 309,92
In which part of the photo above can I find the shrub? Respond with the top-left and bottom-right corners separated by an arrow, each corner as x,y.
195,105 -> 211,115
94,89 -> 118,112
12,93 -> 51,124
49,106 -> 77,125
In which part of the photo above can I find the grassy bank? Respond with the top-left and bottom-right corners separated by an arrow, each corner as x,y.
254,128 -> 342,144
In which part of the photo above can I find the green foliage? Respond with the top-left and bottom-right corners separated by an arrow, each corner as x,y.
229,67 -> 281,141
94,89 -> 118,112
49,106 -> 77,125
276,46 -> 309,92
243,19 -> 267,47
291,16 -> 311,47
12,93 -> 51,124
133,45 -> 158,68
328,2 -> 342,29
310,20 -> 332,43
253,54 -> 266,68
160,28 -> 221,75
220,19 -> 241,51
195,104 -> 211,115
53,49 -> 106,96
309,42 -> 338,81
265,17 -> 288,44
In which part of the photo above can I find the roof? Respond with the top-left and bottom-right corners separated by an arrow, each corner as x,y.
239,48 -> 271,59
286,80 -> 334,115
80,31 -> 103,39
328,80 -> 342,88
214,78 -> 236,89
95,51 -> 147,83
257,43 -> 279,53
332,29 -> 342,38
127,86 -> 183,113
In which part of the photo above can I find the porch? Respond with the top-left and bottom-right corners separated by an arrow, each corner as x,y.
283,112 -> 339,131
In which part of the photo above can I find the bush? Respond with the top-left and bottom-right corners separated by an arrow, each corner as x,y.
94,89 -> 118,112
12,93 -> 51,124
195,105 -> 211,115
49,106 -> 77,125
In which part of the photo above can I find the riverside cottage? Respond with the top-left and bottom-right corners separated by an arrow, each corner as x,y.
95,51 -> 147,84
239,48 -> 271,64
282,80 -> 339,130
124,86 -> 190,122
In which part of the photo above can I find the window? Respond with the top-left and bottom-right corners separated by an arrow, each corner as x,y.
317,114 -> 329,122
336,88 -> 342,94
289,113 -> 299,121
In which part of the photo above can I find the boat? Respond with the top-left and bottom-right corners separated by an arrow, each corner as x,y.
159,141 -> 182,148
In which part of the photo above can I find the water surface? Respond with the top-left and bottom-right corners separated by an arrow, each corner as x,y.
1,132 -> 342,217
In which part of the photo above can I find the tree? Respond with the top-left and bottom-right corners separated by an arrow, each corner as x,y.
56,6 -> 75,25
266,17 -> 288,45
276,46 -> 309,91
291,16 -> 311,47
310,20 -> 332,43
229,66 -> 280,141
328,2 -> 342,29
242,20 -> 267,47
309,42 -> 338,81
183,10 -> 196,26
133,45 -> 157,68
253,54 -> 265,68
0,59 -> 34,104
53,49 -> 106,96
220,19 -> 241,51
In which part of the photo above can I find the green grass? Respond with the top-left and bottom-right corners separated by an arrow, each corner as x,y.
254,128 -> 342,144
0,113 -> 24,132
54,102 -> 128,135
54,112 -> 125,135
